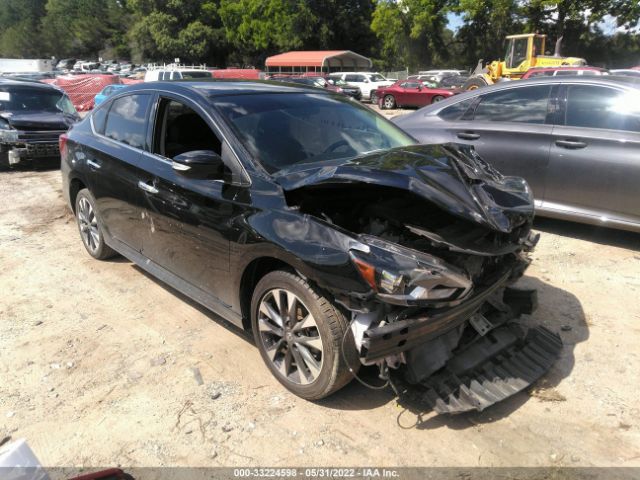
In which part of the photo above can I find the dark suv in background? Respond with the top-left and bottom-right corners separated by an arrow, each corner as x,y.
0,79 -> 79,169
61,80 -> 561,413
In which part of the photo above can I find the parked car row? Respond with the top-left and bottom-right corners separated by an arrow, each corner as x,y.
56,58 -> 146,78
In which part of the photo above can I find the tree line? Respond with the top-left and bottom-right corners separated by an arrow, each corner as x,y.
0,0 -> 638,71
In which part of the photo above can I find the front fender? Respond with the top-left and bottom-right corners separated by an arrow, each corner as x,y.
234,209 -> 372,298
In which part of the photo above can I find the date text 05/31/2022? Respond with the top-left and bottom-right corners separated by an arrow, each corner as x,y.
233,468 -> 400,478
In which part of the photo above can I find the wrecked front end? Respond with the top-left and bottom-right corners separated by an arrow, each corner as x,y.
0,110 -> 76,167
278,144 -> 562,414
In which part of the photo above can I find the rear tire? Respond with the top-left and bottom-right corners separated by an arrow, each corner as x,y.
75,188 -> 116,260
383,95 -> 396,109
462,76 -> 489,91
251,270 -> 359,400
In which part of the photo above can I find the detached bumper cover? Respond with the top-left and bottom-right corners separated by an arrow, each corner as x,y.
391,325 -> 563,414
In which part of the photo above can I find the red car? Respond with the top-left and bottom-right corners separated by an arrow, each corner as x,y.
373,80 -> 454,109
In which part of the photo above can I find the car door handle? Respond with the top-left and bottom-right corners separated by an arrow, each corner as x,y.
457,132 -> 480,140
555,139 -> 587,149
86,159 -> 101,169
137,181 -> 158,194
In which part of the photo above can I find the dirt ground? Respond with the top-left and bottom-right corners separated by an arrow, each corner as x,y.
1,164 -> 639,468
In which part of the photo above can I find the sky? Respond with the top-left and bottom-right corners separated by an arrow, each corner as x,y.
447,12 -> 464,32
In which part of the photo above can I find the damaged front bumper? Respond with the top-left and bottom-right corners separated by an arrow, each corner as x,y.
343,235 -> 562,414
1,129 -> 64,165
360,270 -> 514,363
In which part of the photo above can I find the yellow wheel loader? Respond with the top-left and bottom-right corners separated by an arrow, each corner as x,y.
463,33 -> 586,90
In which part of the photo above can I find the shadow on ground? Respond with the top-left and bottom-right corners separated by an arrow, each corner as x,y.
534,217 -> 640,252
129,263 -> 254,346
0,157 -> 60,173
114,253 -> 586,423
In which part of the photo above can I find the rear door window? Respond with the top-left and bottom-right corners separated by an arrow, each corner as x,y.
438,98 -> 476,121
104,94 -> 152,149
564,85 -> 640,132
472,85 -> 552,124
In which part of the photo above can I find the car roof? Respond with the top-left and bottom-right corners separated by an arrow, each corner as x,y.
111,79 -> 334,98
0,78 -> 63,90
450,75 -> 639,98
329,72 -> 378,75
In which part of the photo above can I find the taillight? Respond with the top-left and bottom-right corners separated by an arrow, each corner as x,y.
59,133 -> 68,158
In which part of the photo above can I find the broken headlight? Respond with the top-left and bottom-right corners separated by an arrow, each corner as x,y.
350,235 -> 472,305
0,118 -> 18,142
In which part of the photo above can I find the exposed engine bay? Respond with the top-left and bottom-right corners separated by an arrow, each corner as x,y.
281,150 -> 562,414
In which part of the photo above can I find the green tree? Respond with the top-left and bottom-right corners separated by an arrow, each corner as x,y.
451,0 -> 521,68
219,0 -> 316,66
39,0 -> 130,59
371,0 -> 451,70
127,0 -> 227,64
0,0 -> 47,57
304,0 -> 377,55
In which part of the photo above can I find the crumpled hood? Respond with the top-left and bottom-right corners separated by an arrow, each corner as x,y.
1,111 -> 74,130
273,144 -> 534,234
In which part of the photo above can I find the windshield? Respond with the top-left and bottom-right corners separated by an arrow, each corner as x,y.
311,77 -> 327,87
369,74 -> 386,82
0,88 -> 76,115
214,93 -> 415,173
181,71 -> 211,79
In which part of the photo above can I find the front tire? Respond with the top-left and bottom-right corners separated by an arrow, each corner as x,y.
75,188 -> 116,260
431,95 -> 445,104
383,95 -> 396,109
251,270 -> 359,400
463,75 -> 489,91
370,91 -> 378,105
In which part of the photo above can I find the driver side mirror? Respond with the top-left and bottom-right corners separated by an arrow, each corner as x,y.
172,150 -> 226,180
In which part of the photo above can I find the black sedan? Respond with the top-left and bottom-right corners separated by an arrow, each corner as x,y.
395,76 -> 640,233
61,80 -> 560,410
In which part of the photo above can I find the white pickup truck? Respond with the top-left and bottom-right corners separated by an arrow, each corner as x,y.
328,72 -> 394,101
144,68 -> 212,81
